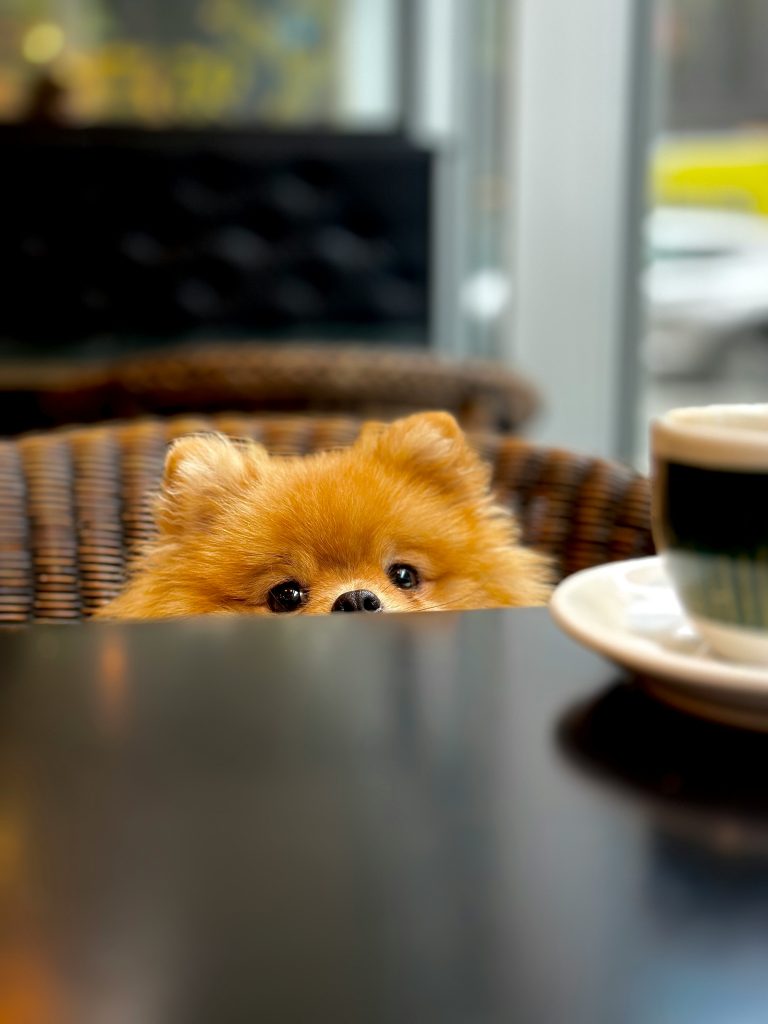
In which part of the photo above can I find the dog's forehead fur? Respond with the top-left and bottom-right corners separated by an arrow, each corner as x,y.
230,444 -> 482,570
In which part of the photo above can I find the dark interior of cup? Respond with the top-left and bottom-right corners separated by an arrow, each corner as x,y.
656,460 -> 768,553
654,457 -> 768,627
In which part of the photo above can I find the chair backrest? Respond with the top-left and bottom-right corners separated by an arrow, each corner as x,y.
0,414 -> 653,622
1,128 -> 431,346
0,344 -> 539,435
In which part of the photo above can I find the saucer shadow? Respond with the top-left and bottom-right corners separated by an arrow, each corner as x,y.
557,682 -> 768,824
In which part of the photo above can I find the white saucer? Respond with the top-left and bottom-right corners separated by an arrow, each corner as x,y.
550,556 -> 768,731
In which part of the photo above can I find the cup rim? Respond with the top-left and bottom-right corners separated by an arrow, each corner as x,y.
652,404 -> 768,471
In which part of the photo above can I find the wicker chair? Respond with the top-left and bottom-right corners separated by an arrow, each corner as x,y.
0,414 -> 653,623
0,344 -> 539,436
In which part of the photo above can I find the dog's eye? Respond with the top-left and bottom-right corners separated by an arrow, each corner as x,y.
267,580 -> 306,613
388,564 -> 420,590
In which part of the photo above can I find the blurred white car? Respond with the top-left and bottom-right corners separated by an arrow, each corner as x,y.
643,207 -> 768,377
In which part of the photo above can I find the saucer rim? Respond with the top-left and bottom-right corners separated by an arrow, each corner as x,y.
549,555 -> 768,694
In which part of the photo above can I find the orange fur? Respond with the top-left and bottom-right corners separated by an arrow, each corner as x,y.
95,412 -> 551,620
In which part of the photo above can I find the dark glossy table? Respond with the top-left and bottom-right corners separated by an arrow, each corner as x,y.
2,608 -> 768,1023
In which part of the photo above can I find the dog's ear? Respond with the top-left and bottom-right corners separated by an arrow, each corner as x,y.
357,412 -> 490,497
156,433 -> 269,533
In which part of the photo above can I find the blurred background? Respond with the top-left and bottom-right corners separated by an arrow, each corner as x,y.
642,0 -> 768,466
0,0 -> 766,467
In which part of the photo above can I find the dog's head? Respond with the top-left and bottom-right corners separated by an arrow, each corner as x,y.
130,412 -> 550,617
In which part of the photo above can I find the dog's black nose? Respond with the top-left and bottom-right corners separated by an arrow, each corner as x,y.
331,590 -> 382,613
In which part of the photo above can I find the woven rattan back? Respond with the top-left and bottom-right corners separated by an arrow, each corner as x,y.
0,344 -> 539,435
0,414 -> 653,622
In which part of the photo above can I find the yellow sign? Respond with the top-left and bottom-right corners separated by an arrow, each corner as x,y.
653,132 -> 768,217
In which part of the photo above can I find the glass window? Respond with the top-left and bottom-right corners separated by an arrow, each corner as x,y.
0,0 -> 399,127
637,0 -> 768,467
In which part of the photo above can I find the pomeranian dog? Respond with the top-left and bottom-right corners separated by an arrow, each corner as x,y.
95,412 -> 551,619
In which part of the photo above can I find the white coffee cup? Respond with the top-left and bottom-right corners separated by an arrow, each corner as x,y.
651,404 -> 768,664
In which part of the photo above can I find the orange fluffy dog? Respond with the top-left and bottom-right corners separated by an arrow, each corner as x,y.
96,412 -> 551,619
